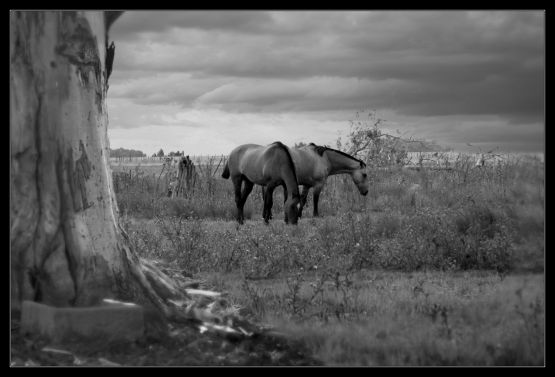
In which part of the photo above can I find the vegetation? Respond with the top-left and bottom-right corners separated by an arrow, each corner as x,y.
110,147 -> 146,158
114,150 -> 543,271
336,110 -> 452,168
107,110 -> 544,366
110,145 -> 544,365
167,151 -> 185,157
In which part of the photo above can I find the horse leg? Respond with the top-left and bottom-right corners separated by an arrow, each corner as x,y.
312,184 -> 323,217
261,186 -> 272,220
231,175 -> 244,224
263,184 -> 277,224
264,185 -> 277,220
299,185 -> 310,218
240,179 -> 254,221
282,184 -> 288,224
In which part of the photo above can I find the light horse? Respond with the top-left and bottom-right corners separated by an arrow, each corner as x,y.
222,142 -> 300,225
287,143 -> 369,217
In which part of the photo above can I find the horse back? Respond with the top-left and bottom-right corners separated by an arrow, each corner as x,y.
228,143 -> 297,186
228,144 -> 268,183
291,146 -> 329,186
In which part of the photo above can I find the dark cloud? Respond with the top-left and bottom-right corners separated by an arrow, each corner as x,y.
108,11 -> 544,151
111,11 -> 275,39
126,69 -> 539,125
346,11 -> 543,55
109,73 -> 230,106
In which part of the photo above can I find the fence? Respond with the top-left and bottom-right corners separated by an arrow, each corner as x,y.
111,150 -> 544,222
109,155 -> 228,166
111,155 -> 228,198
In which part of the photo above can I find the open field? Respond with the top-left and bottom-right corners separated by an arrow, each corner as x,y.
205,269 -> 544,366
109,152 -> 544,167
112,152 -> 544,365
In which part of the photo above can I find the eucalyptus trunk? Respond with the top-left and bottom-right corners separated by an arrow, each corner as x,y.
10,11 -> 173,315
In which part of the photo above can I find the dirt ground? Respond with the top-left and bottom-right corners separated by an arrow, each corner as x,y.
10,317 -> 322,367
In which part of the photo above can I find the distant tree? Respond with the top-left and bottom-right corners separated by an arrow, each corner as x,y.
109,147 -> 146,158
336,110 -> 449,167
156,149 -> 165,157
294,142 -> 308,148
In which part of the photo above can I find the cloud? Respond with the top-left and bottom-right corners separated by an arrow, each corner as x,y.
192,77 -> 384,112
111,11 -> 275,39
111,11 -> 543,77
107,98 -> 205,129
107,11 -> 544,153
109,73 -> 231,106
107,108 -> 350,155
109,11 -> 543,123
111,71 -> 542,124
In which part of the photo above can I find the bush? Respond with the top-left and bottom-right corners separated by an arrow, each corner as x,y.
341,205 -> 515,272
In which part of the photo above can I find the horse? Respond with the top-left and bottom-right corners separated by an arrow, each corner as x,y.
221,142 -> 300,225
275,143 -> 369,218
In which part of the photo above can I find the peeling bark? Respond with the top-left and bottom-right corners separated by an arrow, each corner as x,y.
10,11 -> 175,315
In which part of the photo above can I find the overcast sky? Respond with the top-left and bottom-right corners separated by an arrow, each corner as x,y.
107,10 -> 544,156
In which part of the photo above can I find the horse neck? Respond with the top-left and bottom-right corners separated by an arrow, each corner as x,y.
325,150 -> 361,175
282,168 -> 300,199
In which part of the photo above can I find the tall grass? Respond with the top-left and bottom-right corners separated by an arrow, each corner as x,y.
114,152 -> 544,273
114,152 -> 544,366
201,271 -> 544,366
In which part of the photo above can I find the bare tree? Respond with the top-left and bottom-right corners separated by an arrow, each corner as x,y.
10,11 -> 177,317
336,110 -> 446,167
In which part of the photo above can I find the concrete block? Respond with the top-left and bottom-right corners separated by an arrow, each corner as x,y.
20,299 -> 144,343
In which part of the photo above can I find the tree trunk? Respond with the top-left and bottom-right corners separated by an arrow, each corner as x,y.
10,11 -> 173,315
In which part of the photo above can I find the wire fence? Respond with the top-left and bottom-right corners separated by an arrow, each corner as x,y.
109,155 -> 228,166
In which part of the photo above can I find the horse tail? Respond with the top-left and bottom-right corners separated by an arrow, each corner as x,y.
221,161 -> 230,179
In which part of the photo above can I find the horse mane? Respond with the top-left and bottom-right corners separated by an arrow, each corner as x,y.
308,143 -> 366,168
271,142 -> 300,190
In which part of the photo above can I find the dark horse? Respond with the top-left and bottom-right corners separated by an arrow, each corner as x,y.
222,142 -> 300,225
265,143 -> 369,218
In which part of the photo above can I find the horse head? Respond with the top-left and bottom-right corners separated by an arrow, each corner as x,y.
285,195 -> 300,225
350,164 -> 369,196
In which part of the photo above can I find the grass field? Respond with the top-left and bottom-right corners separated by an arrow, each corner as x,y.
111,152 -> 544,365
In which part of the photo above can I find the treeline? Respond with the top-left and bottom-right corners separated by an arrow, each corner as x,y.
151,149 -> 186,157
110,148 -> 146,158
